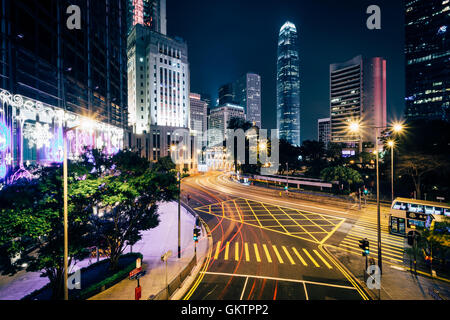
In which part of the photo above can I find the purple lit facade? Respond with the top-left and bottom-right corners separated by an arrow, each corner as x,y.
0,89 -> 124,182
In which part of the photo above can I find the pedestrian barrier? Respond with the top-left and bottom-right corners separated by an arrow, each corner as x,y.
149,254 -> 197,300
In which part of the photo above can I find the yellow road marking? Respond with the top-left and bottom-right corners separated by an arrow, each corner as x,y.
341,239 -> 404,256
318,245 -> 369,300
263,244 -> 272,263
261,203 -> 290,234
245,199 -> 263,227
244,242 -> 250,262
313,249 -> 332,269
320,218 -> 345,244
292,247 -> 307,266
253,243 -> 261,262
303,248 -> 320,267
282,246 -> 296,265
235,242 -> 239,261
214,241 -> 222,260
272,245 -> 284,264
233,199 -> 243,222
225,241 -> 229,260
277,206 -> 318,242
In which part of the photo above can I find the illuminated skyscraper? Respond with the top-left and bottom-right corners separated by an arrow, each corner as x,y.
404,0 -> 449,121
128,0 -> 167,35
277,21 -> 300,146
234,73 -> 262,128
329,55 -> 387,147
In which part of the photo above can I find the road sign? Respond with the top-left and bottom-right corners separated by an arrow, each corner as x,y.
129,267 -> 143,280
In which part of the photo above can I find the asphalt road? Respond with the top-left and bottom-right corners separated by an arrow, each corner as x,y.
180,172 -> 370,300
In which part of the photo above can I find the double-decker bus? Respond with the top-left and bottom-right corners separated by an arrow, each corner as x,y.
389,197 -> 450,237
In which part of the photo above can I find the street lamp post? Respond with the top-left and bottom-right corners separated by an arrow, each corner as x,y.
387,140 -> 395,202
286,162 -> 289,190
177,170 -> 181,259
349,121 -> 404,276
63,119 -> 95,300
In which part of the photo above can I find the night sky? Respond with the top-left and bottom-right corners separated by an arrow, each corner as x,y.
168,0 -> 405,142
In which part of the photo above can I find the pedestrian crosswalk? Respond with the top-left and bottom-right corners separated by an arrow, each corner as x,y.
338,214 -> 405,263
212,241 -> 333,269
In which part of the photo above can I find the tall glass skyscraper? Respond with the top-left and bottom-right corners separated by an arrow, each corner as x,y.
404,0 -> 449,121
277,21 -> 300,146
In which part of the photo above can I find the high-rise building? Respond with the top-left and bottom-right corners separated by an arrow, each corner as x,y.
127,0 -> 167,35
218,83 -> 235,105
317,118 -> 331,147
277,21 -> 301,146
208,103 -> 245,146
0,0 -> 129,129
329,55 -> 387,146
189,93 -> 207,138
234,73 -> 262,128
404,0 -> 449,121
127,24 -> 189,135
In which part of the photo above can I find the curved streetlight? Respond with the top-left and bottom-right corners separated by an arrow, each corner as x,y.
348,120 -> 404,275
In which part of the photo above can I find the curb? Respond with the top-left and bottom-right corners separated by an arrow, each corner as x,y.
170,205 -> 212,300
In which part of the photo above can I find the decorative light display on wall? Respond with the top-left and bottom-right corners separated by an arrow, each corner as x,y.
0,88 -> 124,183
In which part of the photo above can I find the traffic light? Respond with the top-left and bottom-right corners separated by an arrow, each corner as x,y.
193,227 -> 201,242
284,185 -> 288,190
359,238 -> 370,256
363,188 -> 368,195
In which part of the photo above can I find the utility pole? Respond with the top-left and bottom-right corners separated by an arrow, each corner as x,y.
177,171 -> 181,259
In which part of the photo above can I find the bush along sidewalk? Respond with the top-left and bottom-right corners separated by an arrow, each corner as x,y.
22,252 -> 142,300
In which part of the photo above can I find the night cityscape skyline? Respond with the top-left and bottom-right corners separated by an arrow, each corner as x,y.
0,0 -> 449,307
168,0 -> 405,141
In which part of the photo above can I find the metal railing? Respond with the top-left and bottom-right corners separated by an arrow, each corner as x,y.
148,253 -> 197,300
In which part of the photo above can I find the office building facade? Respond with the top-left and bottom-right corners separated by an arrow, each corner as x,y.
329,55 -> 386,147
234,73 -> 262,128
127,24 -> 189,135
317,118 -> 331,147
277,21 -> 301,146
189,93 -> 207,140
1,0 -> 128,129
405,0 -> 449,121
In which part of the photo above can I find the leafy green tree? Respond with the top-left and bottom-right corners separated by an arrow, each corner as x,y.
0,166 -> 93,299
84,150 -> 178,271
320,166 -> 363,191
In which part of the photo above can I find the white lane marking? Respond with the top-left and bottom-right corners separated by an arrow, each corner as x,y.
303,282 -> 309,300
240,276 -> 249,300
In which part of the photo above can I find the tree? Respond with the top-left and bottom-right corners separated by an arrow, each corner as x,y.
84,150 -> 178,271
396,153 -> 447,199
227,117 -> 255,173
321,166 -> 363,191
0,166 -> 92,299
300,140 -> 325,162
278,139 -> 302,173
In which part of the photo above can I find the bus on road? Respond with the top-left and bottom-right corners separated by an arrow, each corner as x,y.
389,197 -> 450,237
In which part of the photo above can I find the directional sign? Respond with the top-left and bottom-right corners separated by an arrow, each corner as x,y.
129,267 -> 143,280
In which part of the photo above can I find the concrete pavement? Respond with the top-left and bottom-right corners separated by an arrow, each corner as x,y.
90,201 -> 209,300
326,244 -> 450,300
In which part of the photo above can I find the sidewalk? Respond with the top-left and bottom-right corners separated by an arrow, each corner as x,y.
89,201 -> 209,300
0,201 -> 207,300
326,244 -> 450,300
